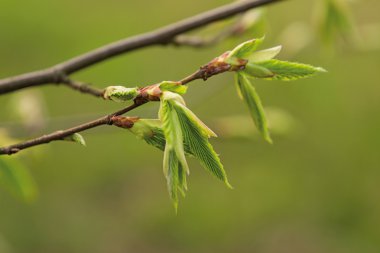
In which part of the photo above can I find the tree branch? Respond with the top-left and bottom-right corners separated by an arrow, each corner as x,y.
0,53 -> 245,155
61,78 -> 104,98
0,0 -> 283,95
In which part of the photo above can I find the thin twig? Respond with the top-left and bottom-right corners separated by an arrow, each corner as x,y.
0,103 -> 142,155
61,78 -> 104,98
0,54 -> 244,155
0,0 -> 283,95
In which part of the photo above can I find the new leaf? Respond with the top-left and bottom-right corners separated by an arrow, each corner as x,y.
236,73 -> 272,143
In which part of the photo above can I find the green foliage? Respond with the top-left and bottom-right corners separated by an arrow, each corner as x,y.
63,133 -> 86,146
235,73 -> 272,143
0,157 -> 37,202
128,119 -> 167,151
227,37 -> 264,60
103,86 -> 139,102
124,91 -> 231,208
222,38 -> 325,142
158,81 -> 188,95
248,45 -> 282,63
246,60 -> 326,81
174,102 -> 231,188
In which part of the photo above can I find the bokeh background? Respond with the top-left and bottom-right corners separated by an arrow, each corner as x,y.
0,0 -> 379,252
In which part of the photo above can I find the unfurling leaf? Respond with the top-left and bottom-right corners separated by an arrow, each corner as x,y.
156,91 -> 231,208
163,148 -> 180,211
248,45 -> 282,62
236,73 -> 272,143
226,37 -> 264,61
159,81 -> 188,95
128,119 -> 167,151
103,86 -> 139,102
245,59 -> 326,81
174,103 -> 231,188
0,157 -> 38,202
63,133 -> 86,146
159,92 -> 189,175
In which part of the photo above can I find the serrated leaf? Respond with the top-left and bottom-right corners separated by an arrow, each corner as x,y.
248,45 -> 282,62
173,102 -> 231,188
236,73 -> 272,143
159,81 -> 188,95
227,37 -> 264,60
0,157 -> 38,202
249,59 -> 326,81
63,133 -> 86,146
131,119 -> 167,151
159,92 -> 189,175
103,86 -> 139,102
175,102 -> 217,138
163,148 -> 180,212
128,119 -> 191,154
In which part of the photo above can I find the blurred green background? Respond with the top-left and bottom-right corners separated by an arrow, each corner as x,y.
1,0 -> 379,252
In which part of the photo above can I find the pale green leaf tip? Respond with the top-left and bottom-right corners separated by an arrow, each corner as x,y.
316,67 -> 328,73
225,180 -> 233,189
265,135 -> 273,144
173,201 -> 179,214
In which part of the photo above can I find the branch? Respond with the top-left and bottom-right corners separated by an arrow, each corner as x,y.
0,0 -> 283,95
0,55 -> 241,155
61,78 -> 104,98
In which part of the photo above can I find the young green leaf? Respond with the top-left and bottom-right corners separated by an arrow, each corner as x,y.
244,62 -> 274,79
248,45 -> 282,63
174,105 -> 232,188
227,37 -> 264,60
129,119 -> 166,151
236,73 -> 272,143
246,59 -> 326,81
159,92 -> 189,175
63,133 -> 86,146
103,86 -> 139,102
0,157 -> 38,202
163,147 -> 180,211
159,81 -> 188,95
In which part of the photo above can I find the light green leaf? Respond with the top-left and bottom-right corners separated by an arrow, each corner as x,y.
63,133 -> 86,146
129,119 -> 166,151
173,102 -> 231,188
236,73 -> 272,143
103,86 -> 139,102
163,148 -> 180,212
175,102 -> 217,138
128,119 -> 192,154
244,62 -> 274,79
159,92 -> 189,175
248,45 -> 282,62
159,81 -> 188,95
247,59 -> 326,81
0,157 -> 38,202
227,37 -> 264,60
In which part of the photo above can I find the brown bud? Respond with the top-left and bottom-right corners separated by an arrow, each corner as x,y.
111,116 -> 139,129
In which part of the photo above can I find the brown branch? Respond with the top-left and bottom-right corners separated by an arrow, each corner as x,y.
61,78 -> 104,98
0,103 -> 142,155
0,53 -> 246,155
0,0 -> 283,95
